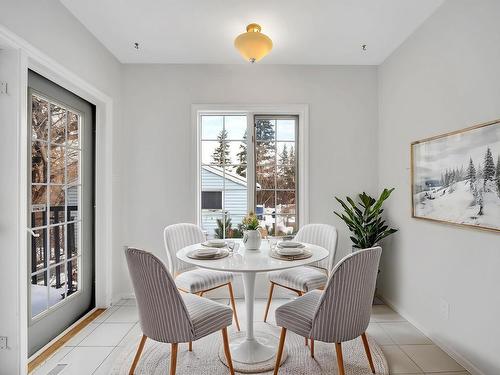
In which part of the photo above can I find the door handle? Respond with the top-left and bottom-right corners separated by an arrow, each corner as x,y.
27,228 -> 40,238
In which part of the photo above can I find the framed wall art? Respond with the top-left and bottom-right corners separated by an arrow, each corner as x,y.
411,119 -> 500,232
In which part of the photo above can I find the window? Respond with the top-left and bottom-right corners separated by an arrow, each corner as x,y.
30,93 -> 82,318
255,116 -> 298,236
202,191 -> 223,210
200,115 -> 248,239
198,110 -> 304,239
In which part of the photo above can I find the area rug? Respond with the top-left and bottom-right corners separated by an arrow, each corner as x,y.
111,322 -> 389,374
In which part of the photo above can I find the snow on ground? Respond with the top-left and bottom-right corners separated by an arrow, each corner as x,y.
414,180 -> 500,229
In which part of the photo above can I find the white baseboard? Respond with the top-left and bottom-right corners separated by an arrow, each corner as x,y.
379,294 -> 485,375
28,307 -> 101,362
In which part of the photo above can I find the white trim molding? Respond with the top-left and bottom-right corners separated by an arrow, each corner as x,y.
0,24 -> 114,374
191,104 -> 310,230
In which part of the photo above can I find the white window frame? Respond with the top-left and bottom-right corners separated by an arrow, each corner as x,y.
192,104 -> 309,230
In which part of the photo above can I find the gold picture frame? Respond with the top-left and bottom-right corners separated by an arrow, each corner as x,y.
411,119 -> 500,233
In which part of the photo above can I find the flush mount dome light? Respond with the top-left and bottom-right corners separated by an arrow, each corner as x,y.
234,23 -> 273,63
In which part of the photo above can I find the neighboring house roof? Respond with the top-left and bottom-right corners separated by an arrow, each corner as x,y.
202,165 -> 261,189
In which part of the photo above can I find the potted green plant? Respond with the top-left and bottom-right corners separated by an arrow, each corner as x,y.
334,188 -> 398,250
241,212 -> 262,250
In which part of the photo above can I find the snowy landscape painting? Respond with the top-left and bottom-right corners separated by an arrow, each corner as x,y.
411,120 -> 500,232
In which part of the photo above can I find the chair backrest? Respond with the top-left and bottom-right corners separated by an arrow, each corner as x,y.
163,223 -> 205,274
125,247 -> 194,343
294,224 -> 338,272
310,247 -> 382,343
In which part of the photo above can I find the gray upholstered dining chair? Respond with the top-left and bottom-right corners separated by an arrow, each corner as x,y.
273,247 -> 382,375
263,224 -> 338,329
125,247 -> 235,375
163,223 -> 240,333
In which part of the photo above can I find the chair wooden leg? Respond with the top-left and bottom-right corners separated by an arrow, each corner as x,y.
273,328 -> 287,375
170,343 -> 178,375
263,283 -> 275,322
188,341 -> 192,351
310,339 -> 314,358
298,291 -> 306,347
361,333 -> 375,373
221,327 -> 235,375
129,335 -> 147,375
198,291 -> 204,297
335,342 -> 345,375
227,283 -> 241,331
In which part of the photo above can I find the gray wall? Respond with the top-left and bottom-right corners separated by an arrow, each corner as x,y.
378,1 -> 500,373
118,64 -> 379,298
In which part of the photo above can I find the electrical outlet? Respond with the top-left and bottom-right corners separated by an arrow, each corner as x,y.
0,336 -> 7,350
439,298 -> 449,320
0,81 -> 7,94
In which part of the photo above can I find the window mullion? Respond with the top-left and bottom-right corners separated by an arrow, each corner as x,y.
222,116 -> 226,239
247,113 -> 255,215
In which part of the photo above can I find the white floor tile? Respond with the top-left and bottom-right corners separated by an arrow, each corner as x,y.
92,346 -> 123,375
424,372 -> 470,375
31,347 -> 74,375
370,305 -> 405,322
117,322 -> 142,347
64,323 -> 100,347
118,298 -> 137,306
401,345 -> 464,373
78,323 -> 135,347
103,306 -> 139,323
93,305 -> 120,323
57,347 -> 113,375
366,322 -> 395,345
381,345 -> 423,374
379,322 -> 432,345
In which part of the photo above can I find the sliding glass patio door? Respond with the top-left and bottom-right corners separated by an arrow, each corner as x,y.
27,71 -> 95,356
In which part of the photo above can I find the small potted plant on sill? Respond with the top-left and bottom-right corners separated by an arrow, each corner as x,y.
241,212 -> 262,250
334,188 -> 398,251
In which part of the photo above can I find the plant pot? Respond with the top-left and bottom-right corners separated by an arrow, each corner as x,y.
242,230 -> 262,250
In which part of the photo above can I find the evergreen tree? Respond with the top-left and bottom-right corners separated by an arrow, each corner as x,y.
278,144 -> 293,189
212,129 -> 230,165
476,163 -> 483,180
483,147 -> 495,190
288,146 -> 296,186
477,187 -> 484,216
467,157 -> 476,191
289,146 -> 296,166
255,119 -> 275,189
496,155 -> 500,197
235,131 -> 247,177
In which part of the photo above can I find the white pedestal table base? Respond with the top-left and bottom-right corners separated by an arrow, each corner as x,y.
218,331 -> 288,373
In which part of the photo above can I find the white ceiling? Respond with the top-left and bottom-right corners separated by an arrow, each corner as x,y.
60,0 -> 443,65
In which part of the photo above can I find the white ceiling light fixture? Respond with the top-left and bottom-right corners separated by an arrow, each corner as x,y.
234,23 -> 273,63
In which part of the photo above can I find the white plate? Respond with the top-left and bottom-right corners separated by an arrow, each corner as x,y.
277,241 -> 304,248
202,240 -> 227,248
196,247 -> 220,257
277,247 -> 305,256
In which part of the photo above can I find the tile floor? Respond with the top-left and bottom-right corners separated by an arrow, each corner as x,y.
32,298 -> 469,375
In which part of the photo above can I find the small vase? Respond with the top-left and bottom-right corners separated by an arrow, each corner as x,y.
243,230 -> 262,250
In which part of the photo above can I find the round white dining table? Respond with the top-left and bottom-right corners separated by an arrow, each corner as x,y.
177,240 -> 329,367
